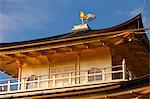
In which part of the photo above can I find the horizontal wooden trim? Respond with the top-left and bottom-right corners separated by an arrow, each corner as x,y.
0,38 -> 105,55
0,28 -> 149,51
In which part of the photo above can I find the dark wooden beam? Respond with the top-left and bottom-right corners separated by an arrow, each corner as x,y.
21,51 -> 41,57
38,49 -> 56,56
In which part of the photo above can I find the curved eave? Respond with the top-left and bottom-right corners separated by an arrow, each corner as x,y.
0,14 -> 148,52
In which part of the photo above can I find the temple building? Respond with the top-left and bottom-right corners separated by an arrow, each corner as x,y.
0,14 -> 149,99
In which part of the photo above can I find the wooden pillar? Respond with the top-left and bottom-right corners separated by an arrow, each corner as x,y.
7,80 -> 11,92
102,69 -> 105,81
76,53 -> 80,84
85,72 -> 88,83
69,73 -> 72,85
122,59 -> 126,80
52,75 -> 56,87
18,66 -> 22,91
37,76 -> 40,88
47,55 -> 54,87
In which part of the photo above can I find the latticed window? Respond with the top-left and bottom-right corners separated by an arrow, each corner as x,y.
26,75 -> 38,89
88,68 -> 102,82
50,65 -> 75,86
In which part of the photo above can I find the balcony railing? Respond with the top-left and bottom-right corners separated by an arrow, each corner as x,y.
0,64 -> 134,94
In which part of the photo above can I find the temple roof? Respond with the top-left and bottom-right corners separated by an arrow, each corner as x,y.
0,14 -> 148,50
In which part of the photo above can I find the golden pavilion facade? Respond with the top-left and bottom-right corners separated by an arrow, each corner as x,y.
0,14 -> 149,99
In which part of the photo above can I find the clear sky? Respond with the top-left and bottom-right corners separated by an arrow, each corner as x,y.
0,0 -> 150,43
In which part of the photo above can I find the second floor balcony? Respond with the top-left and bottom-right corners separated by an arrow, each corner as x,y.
0,64 -> 134,95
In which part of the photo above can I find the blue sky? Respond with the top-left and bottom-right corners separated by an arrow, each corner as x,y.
0,0 -> 150,43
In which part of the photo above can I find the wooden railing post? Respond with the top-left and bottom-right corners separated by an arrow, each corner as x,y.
85,72 -> 88,83
53,75 -> 55,87
18,78 -> 20,91
69,73 -> 72,85
102,69 -> 105,81
37,76 -> 40,88
122,59 -> 126,80
17,66 -> 21,91
7,80 -> 11,92
22,78 -> 25,90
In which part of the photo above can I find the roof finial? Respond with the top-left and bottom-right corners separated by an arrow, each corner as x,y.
71,11 -> 95,32
80,11 -> 96,24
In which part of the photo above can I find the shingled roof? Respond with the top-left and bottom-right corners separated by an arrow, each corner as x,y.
0,14 -> 148,49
